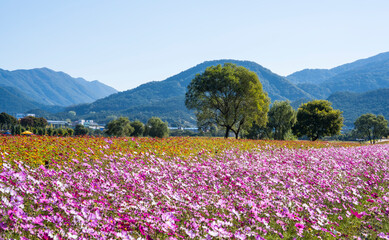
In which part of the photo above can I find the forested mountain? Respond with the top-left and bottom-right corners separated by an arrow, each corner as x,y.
0,67 -> 117,106
3,53 -> 389,128
328,89 -> 389,127
287,69 -> 335,84
66,60 -> 312,125
286,52 -> 389,99
0,85 -> 66,115
0,86 -> 44,113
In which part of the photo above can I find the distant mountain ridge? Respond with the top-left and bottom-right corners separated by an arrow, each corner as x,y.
287,52 -> 389,99
0,67 -> 118,106
2,52 -> 388,128
67,59 -> 313,125
0,86 -> 43,113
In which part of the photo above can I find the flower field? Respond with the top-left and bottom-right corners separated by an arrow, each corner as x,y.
0,136 -> 388,239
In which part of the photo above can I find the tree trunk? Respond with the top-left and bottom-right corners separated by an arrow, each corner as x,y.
224,127 -> 230,138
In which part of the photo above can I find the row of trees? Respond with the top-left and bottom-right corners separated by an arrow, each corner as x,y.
245,100 -> 343,141
10,125 -> 75,136
0,112 -> 170,138
354,113 -> 388,143
0,113 -> 48,129
185,63 -> 388,141
185,64 -> 345,141
105,117 -> 169,138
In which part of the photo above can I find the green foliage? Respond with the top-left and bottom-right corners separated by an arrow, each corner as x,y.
35,117 -> 48,128
20,116 -> 48,128
20,116 -> 34,127
267,101 -> 297,140
37,128 -> 46,136
0,112 -> 17,130
105,117 -> 134,137
146,117 -> 169,138
130,120 -> 145,137
293,100 -> 344,141
244,121 -> 272,140
68,111 -> 76,116
74,124 -> 89,136
89,129 -> 105,137
66,128 -> 74,136
354,113 -> 389,144
185,63 -> 270,139
11,125 -> 22,135
56,128 -> 66,136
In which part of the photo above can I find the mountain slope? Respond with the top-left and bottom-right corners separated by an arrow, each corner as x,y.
328,88 -> 389,127
323,58 -> 389,93
68,59 -> 312,119
287,69 -> 336,84
286,52 -> 389,98
0,67 -> 117,106
0,86 -> 44,113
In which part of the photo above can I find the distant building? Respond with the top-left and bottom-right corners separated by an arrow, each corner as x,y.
72,120 -> 85,126
47,120 -> 69,128
169,127 -> 198,132
16,113 -> 35,120
72,119 -> 104,131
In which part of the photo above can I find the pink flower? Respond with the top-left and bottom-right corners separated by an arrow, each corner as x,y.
350,208 -> 362,219
295,222 -> 305,229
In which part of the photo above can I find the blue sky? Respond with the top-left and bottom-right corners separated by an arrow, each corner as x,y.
1,0 -> 389,91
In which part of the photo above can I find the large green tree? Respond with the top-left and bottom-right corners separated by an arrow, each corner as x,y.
268,101 -> 297,140
145,117 -> 169,138
293,100 -> 343,141
106,117 -> 134,137
185,63 -> 270,139
354,113 -> 388,144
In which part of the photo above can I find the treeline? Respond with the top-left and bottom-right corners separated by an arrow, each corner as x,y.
242,100 -> 389,143
105,117 -> 169,138
184,64 -> 389,142
10,125 -> 75,136
1,112 -> 171,138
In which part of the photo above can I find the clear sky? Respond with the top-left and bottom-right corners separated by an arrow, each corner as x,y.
1,0 -> 389,91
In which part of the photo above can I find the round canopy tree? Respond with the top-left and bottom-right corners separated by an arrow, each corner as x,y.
268,101 -> 297,140
106,117 -> 134,137
146,117 -> 169,138
354,113 -> 388,144
185,63 -> 270,139
293,100 -> 343,141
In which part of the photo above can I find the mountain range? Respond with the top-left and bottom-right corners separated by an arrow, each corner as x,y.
66,60 -> 315,126
287,52 -> 389,99
0,67 -> 117,108
2,52 -> 388,128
